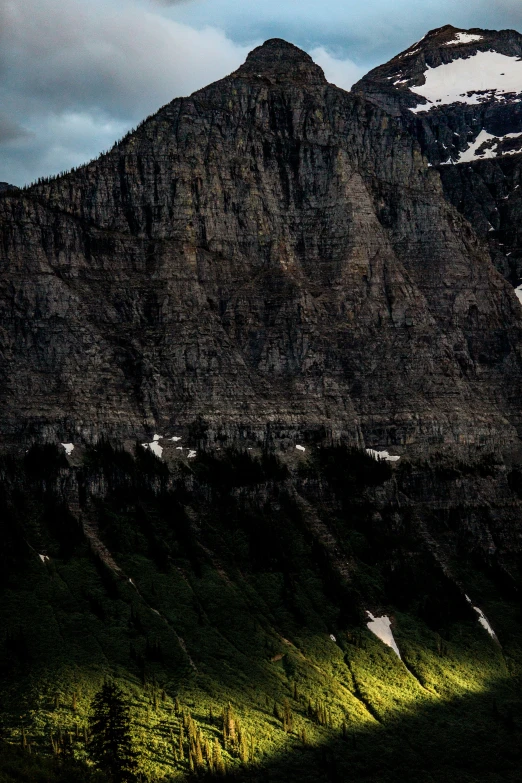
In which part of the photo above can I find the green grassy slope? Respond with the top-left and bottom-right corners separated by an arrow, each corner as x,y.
0,442 -> 521,781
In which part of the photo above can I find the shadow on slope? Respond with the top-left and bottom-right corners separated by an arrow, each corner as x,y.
0,442 -> 521,781
223,678 -> 522,783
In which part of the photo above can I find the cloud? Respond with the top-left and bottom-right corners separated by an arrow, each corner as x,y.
3,0 -> 520,186
0,0 -> 254,185
310,47 -> 366,91
0,114 -> 31,144
476,0 -> 522,28
1,0 -> 253,118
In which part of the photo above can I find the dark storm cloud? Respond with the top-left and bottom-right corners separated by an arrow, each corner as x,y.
0,0 -> 253,119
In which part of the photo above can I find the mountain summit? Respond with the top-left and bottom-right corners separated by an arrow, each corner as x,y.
355,26 -> 522,287
0,34 -> 521,453
234,38 -> 326,86
354,24 -> 522,117
354,23 -> 522,147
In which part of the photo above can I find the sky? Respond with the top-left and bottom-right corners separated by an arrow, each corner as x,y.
1,0 -> 522,186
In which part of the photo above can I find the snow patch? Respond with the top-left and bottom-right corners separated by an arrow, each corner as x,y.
330,634 -> 337,642
366,612 -> 401,658
153,434 -> 162,441
296,444 -> 306,452
187,450 -> 197,459
366,448 -> 400,462
39,554 -> 50,563
61,443 -> 74,456
142,441 -> 163,458
171,436 -> 182,442
409,50 -> 522,112
451,129 -> 496,162
444,32 -> 483,46
514,285 -> 522,305
465,595 -> 497,639
441,129 -> 522,164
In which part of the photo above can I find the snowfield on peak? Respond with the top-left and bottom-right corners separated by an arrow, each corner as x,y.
409,50 -> 522,112
444,32 -> 483,46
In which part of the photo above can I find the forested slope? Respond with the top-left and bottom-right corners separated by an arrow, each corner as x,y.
1,441 -> 521,781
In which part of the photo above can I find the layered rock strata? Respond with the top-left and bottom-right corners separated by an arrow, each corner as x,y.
1,39 -> 522,452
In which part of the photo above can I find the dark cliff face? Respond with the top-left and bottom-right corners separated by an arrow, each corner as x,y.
1,39 -> 522,451
438,155 -> 522,286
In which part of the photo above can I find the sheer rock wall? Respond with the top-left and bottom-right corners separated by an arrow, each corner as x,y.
1,40 -> 521,452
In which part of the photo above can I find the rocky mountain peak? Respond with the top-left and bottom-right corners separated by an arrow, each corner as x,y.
354,24 -> 522,296
354,25 -> 522,108
354,24 -> 522,162
234,38 -> 326,86
1,32 -> 522,454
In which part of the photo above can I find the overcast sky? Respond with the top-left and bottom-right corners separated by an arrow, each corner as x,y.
1,0 -> 521,186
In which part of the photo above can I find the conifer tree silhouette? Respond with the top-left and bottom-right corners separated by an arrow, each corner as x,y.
89,682 -> 137,782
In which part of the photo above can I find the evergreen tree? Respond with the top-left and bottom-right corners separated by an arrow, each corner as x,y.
238,730 -> 248,763
194,730 -> 204,769
212,738 -> 225,775
222,704 -> 236,748
178,724 -> 185,761
89,682 -> 138,783
282,699 -> 293,733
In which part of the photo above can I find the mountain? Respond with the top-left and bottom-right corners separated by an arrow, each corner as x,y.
2,34 -> 522,783
354,25 -> 522,287
353,24 -> 522,132
1,38 -> 522,455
